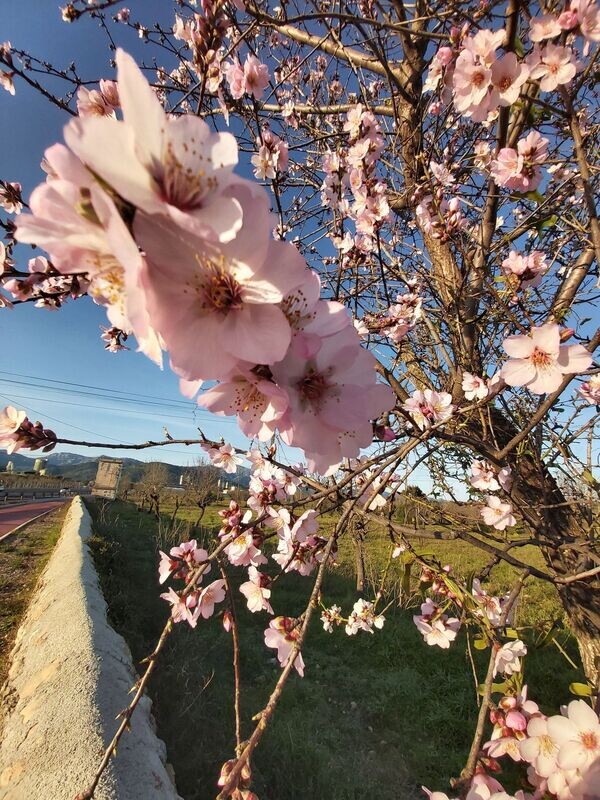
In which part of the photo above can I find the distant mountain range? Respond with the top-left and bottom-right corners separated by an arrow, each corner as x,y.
0,451 -> 250,488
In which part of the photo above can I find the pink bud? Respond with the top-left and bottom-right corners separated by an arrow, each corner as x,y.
436,46 -> 454,66
558,9 -> 578,29
505,709 -> 527,731
559,327 -> 575,342
374,424 -> 395,442
222,610 -> 233,632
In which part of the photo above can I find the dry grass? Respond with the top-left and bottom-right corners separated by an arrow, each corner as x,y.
0,506 -> 67,706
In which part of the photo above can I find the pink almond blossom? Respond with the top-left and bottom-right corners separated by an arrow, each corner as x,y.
547,700 -> 600,772
0,181 -> 22,214
470,460 -> 501,491
196,579 -> 226,620
345,599 -> 385,636
65,49 -> 243,244
273,325 -> 395,475
413,598 -> 461,649
321,605 -> 343,633
290,509 -> 319,543
158,540 -> 210,584
472,579 -> 509,627
490,53 -> 529,106
464,29 -> 506,64
15,144 -> 162,365
452,51 -> 492,114
133,188 -> 304,381
0,70 -> 15,96
225,54 -> 269,100
264,617 -> 305,676
529,14 -> 562,42
481,496 -> 516,530
403,389 -> 454,430
463,373 -> 489,401
502,250 -> 548,290
225,530 -> 267,569
494,640 -> 527,677
205,443 -> 244,474
240,566 -> 273,614
490,148 -> 525,191
0,405 -> 26,439
76,85 -> 116,118
520,716 -> 561,778
160,587 -> 197,626
527,44 -> 577,92
242,54 -> 270,99
498,465 -> 513,492
578,374 -> 600,404
501,323 -> 593,395
573,0 -> 600,41
198,372 -> 289,441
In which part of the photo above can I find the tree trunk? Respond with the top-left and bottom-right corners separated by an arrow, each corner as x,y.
390,52 -> 600,687
469,407 -> 600,687
571,631 -> 600,698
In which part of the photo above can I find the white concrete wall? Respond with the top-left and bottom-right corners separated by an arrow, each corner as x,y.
0,497 -> 182,800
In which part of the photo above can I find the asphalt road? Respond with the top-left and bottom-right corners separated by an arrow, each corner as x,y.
0,499 -> 67,538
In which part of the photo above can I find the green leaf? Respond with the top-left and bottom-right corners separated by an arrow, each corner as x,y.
477,681 -> 507,696
535,214 -> 558,235
525,190 -> 544,205
464,570 -> 477,592
536,620 -> 560,648
504,627 -> 519,639
513,38 -> 525,58
569,682 -> 593,697
474,636 -> 489,650
444,577 -> 465,601
582,469 -> 599,489
462,594 -> 478,612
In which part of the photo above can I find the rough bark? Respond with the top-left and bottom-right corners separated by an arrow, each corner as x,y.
470,407 -> 600,686
390,26 -> 599,686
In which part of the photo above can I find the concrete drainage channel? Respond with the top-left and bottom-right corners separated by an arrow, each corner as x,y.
0,497 -> 182,800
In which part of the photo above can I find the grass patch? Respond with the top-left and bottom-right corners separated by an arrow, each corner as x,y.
87,499 -> 584,800
0,506 -> 67,699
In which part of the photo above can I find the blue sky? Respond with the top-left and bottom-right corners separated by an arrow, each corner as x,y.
7,3 -> 588,495
0,1 -> 276,468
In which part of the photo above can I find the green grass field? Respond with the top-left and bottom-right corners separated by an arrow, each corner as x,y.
87,499 -> 584,800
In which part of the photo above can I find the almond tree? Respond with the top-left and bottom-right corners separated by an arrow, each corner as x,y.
1,1 -> 599,797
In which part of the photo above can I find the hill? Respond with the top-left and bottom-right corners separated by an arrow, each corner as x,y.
0,451 -> 250,488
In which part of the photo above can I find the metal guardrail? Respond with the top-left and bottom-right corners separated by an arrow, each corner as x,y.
0,489 -> 90,505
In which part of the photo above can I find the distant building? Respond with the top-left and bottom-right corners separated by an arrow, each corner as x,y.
92,458 -> 124,500
5,461 -> 14,473
33,458 -> 48,474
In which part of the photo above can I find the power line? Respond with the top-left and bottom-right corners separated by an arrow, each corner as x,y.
0,392 -> 130,444
0,377 -> 196,412
3,391 -> 237,424
0,394 -> 235,459
0,369 -> 195,407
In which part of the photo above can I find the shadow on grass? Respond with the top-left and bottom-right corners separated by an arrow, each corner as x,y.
86,499 -> 583,800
